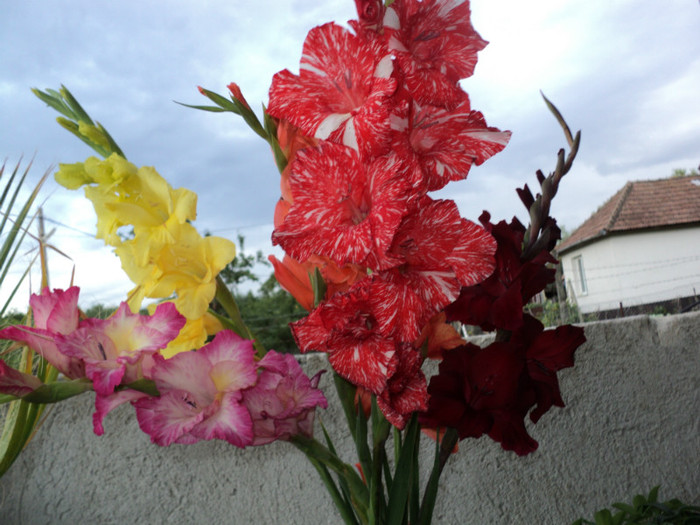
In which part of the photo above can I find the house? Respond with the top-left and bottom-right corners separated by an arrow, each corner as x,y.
556,175 -> 700,317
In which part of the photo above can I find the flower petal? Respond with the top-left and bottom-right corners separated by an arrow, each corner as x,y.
268,23 -> 396,157
189,392 -> 254,448
134,390 -> 207,446
93,389 -> 148,436
0,360 -> 43,397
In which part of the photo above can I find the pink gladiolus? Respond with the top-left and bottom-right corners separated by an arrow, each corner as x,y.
134,330 -> 258,447
0,287 -> 83,378
56,302 -> 186,397
0,360 -> 43,397
242,351 -> 328,445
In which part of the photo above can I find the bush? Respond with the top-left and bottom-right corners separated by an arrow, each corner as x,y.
572,486 -> 700,525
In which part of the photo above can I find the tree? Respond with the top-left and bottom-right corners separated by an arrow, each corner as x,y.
234,274 -> 307,353
671,167 -> 699,178
217,234 -> 269,293
215,234 -> 305,352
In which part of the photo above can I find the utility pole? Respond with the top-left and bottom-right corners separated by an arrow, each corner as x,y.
554,256 -> 567,324
38,207 -> 49,290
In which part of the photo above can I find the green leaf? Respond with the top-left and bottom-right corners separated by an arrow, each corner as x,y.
60,85 -> 95,124
31,88 -> 74,119
121,379 -> 159,397
334,373 -> 358,437
21,378 -> 93,404
290,435 -> 369,523
213,275 -> 265,356
610,513 -> 625,525
368,397 -> 389,525
611,503 -> 635,515
310,267 -> 327,309
632,494 -> 646,509
409,438 -> 420,525
0,399 -> 30,476
33,86 -> 126,159
354,400 -> 372,497
593,509 -> 613,525
262,106 -> 288,173
319,419 -> 357,523
647,485 -> 659,503
419,428 -> 444,525
386,415 -> 420,525
308,456 -> 359,525
234,100 -> 267,140
175,102 -> 229,113
197,86 -> 241,113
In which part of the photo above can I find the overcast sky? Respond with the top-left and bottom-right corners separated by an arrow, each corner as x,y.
1,0 -> 698,310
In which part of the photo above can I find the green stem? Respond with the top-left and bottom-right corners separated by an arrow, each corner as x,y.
291,435 -> 369,523
19,378 -> 93,404
213,275 -> 265,356
308,456 -> 359,525
418,428 -> 459,525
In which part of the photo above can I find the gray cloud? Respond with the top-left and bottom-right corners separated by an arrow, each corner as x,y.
2,0 -> 698,307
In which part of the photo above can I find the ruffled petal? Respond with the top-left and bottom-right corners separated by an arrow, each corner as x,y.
134,390 -> 207,446
189,392 -> 253,448
268,23 -> 396,157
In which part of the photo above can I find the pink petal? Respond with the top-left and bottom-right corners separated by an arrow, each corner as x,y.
197,330 -> 258,392
150,352 -> 217,405
85,359 -> 125,397
0,360 -> 43,397
130,302 -> 187,351
29,286 -> 80,334
134,390 -> 206,446
189,392 -> 253,448
0,325 -> 84,379
93,389 -> 148,436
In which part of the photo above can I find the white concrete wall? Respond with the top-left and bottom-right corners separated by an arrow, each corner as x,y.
561,226 -> 700,314
1,312 -> 698,524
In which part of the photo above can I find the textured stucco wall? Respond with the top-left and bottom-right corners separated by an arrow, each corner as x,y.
1,312 -> 698,524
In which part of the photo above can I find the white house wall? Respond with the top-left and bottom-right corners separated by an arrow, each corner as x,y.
561,226 -> 700,314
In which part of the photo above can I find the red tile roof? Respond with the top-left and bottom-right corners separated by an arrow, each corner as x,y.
557,175 -> 700,253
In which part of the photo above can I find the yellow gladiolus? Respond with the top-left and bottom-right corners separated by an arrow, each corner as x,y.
118,222 -> 235,320
157,315 -> 208,358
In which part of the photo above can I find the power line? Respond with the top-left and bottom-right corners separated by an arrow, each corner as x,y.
566,254 -> 700,272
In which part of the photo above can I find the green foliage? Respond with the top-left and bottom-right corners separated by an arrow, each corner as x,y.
0,160 -> 57,478
572,486 -> 700,525
214,234 -> 306,352
82,304 -> 118,319
651,305 -> 668,316
527,299 -> 581,327
671,168 -> 699,178
234,274 -> 307,353
217,234 -> 268,290
32,85 -> 125,159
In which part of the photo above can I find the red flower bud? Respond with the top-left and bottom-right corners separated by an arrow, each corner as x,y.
354,0 -> 384,30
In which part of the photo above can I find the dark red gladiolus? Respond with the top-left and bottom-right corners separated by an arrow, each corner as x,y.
420,314 -> 584,456
445,211 -> 558,331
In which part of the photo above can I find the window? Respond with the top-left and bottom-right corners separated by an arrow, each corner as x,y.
573,255 -> 588,295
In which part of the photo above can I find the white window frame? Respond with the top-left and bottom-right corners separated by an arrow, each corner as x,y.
573,255 -> 588,296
